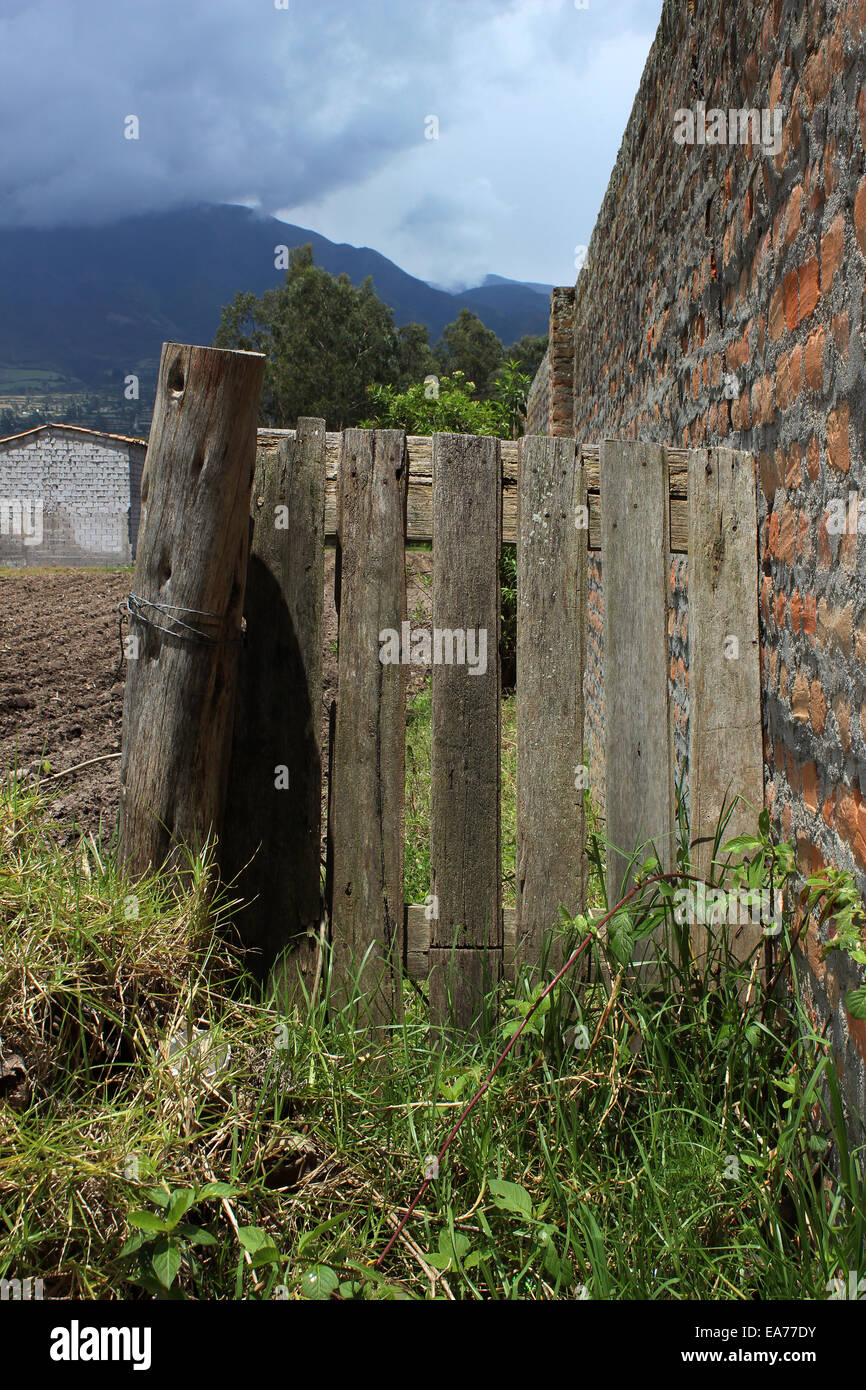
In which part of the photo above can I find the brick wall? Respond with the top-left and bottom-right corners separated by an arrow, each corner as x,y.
523,286 -> 575,437
527,0 -> 866,1123
0,425 -> 143,565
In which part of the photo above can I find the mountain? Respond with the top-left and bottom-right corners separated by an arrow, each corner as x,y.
481,273 -> 556,297
0,204 -> 551,392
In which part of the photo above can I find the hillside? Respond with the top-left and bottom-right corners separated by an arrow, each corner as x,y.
0,204 -> 552,394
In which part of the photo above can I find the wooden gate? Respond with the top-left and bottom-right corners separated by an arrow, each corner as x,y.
118,345 -> 763,1032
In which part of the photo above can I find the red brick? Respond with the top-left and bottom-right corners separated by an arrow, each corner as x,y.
847,1013 -> 866,1065
804,326 -> 826,389
784,269 -> 800,331
818,598 -> 854,658
799,257 -> 820,321
821,213 -> 845,289
834,697 -> 852,751
786,444 -> 803,489
837,786 -> 866,870
785,184 -> 803,246
833,311 -> 850,357
807,435 -> 821,481
855,176 -> 866,255
776,351 -> 790,409
827,402 -> 851,473
803,761 -> 820,813
810,680 -> 827,734
792,672 -> 811,721
780,503 -> 796,564
804,595 -> 817,636
791,344 -> 804,398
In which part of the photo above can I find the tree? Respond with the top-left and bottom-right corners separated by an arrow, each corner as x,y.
362,371 -> 502,436
395,323 -> 438,390
506,333 -> 548,382
434,309 -> 504,399
492,358 -> 532,440
214,244 -> 401,428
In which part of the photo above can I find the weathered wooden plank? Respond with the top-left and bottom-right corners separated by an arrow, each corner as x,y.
515,436 -> 587,974
118,343 -> 265,877
600,441 -> 674,966
429,433 -> 502,1030
405,904 -> 517,980
222,419 -> 326,983
255,432 -> 689,549
688,447 -> 763,967
329,429 -> 408,1024
589,493 -> 688,552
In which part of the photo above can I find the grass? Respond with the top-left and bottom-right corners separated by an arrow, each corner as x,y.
1,776 -> 864,1300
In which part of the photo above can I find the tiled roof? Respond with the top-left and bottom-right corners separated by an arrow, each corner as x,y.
0,423 -> 147,448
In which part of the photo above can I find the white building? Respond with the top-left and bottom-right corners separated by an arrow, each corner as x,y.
0,424 -> 146,566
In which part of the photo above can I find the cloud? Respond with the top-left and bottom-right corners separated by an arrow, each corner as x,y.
0,0 -> 662,283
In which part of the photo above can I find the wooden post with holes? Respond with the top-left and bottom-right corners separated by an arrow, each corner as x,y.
428,433 -> 502,1032
117,342 -> 265,878
222,419 -> 327,984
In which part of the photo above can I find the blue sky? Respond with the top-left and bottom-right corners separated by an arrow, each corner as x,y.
0,0 -> 664,287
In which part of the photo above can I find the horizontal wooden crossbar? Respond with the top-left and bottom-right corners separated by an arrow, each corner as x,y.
256,431 -> 691,552
404,903 -> 518,980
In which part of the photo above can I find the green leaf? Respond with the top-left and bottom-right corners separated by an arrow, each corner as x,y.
608,911 -> 634,966
301,1265 -> 339,1300
237,1225 -> 276,1256
151,1239 -> 182,1289
489,1179 -> 533,1219
298,1214 -> 348,1254
195,1181 -> 236,1201
127,1209 -> 169,1233
846,985 -> 866,1020
758,808 -> 771,837
175,1224 -> 218,1247
119,1231 -> 150,1257
165,1188 -> 196,1229
143,1185 -> 172,1210
722,835 -> 763,855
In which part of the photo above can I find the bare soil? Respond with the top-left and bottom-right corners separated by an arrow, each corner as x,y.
0,553 -> 433,846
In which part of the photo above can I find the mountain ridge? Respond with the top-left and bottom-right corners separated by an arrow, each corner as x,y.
0,204 -> 552,392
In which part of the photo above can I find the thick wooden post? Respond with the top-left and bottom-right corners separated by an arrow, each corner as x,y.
688,447 -> 763,966
329,430 -> 408,1026
222,420 -> 326,983
117,343 -> 264,877
600,441 -> 674,970
515,435 -> 587,975
429,434 -> 502,1031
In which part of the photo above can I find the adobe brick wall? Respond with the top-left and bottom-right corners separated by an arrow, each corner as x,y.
528,0 -> 866,1124
524,346 -> 550,436
523,287 -> 575,437
0,426 -> 141,566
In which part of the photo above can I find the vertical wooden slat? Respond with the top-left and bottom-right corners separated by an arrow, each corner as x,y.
429,434 -> 502,1031
515,435 -> 587,974
222,418 -> 326,983
688,447 -> 763,965
600,441 -> 673,964
118,343 -> 265,877
329,429 -> 408,1025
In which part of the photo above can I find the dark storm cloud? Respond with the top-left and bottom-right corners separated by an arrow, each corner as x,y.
0,0 -> 662,282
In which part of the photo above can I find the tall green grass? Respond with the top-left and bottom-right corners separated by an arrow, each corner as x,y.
0,777 -> 863,1300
